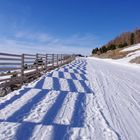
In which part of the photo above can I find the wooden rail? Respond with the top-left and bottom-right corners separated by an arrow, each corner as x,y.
0,52 -> 75,95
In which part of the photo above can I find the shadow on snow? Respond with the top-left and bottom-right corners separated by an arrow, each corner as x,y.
0,59 -> 92,140
0,90 -> 87,140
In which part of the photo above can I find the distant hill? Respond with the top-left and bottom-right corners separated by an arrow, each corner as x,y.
92,28 -> 140,55
92,43 -> 140,64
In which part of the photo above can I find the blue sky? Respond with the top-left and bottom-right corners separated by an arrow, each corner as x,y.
0,0 -> 140,55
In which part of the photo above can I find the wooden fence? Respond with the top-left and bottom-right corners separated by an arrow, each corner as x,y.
0,52 -> 75,94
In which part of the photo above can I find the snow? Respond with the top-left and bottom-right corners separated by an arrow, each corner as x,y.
116,50 -> 140,64
94,43 -> 140,66
114,43 -> 140,64
121,43 -> 140,52
88,57 -> 140,140
0,75 -> 11,85
0,57 -> 140,140
0,62 -> 62,84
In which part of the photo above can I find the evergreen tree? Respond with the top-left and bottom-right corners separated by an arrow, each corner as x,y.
102,46 -> 107,53
130,33 -> 135,45
123,42 -> 128,47
108,44 -> 116,50
92,47 -> 99,54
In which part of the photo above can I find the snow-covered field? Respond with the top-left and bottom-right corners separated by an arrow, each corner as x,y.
0,57 -> 140,140
117,43 -> 140,64
121,43 -> 140,52
116,50 -> 140,64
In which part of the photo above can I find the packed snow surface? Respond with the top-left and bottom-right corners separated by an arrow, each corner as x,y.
88,57 -> 140,140
0,58 -> 140,140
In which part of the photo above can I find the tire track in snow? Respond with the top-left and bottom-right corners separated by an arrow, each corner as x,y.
88,58 -> 140,140
106,71 -> 140,140
87,60 -> 121,140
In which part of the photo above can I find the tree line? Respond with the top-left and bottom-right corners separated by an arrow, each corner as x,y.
92,29 -> 140,54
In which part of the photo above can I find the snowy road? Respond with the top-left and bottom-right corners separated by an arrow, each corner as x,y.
0,58 -> 140,140
0,59 -> 95,140
88,57 -> 140,140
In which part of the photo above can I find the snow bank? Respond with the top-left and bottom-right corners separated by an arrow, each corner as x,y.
116,50 -> 140,64
121,43 -> 140,52
89,57 -> 140,68
90,43 -> 140,66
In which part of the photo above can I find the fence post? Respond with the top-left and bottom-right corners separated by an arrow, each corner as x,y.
57,54 -> 59,66
62,54 -> 64,64
52,54 -> 54,67
36,53 -> 38,74
45,54 -> 48,72
21,54 -> 24,84
73,54 -> 75,61
63,54 -> 65,64
61,54 -> 63,65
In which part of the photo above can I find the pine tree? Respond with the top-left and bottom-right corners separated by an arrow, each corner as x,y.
130,33 -> 135,45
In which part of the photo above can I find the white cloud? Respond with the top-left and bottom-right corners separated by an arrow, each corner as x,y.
0,31 -> 99,55
15,31 -> 53,43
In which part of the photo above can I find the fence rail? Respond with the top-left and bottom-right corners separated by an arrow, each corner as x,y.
0,52 -> 75,94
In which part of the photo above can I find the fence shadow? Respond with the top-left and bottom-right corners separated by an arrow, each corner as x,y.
0,59 -> 93,140
0,90 -> 87,140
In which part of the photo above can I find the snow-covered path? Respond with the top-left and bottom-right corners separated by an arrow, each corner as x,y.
0,59 -> 97,140
0,58 -> 140,140
88,57 -> 140,140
